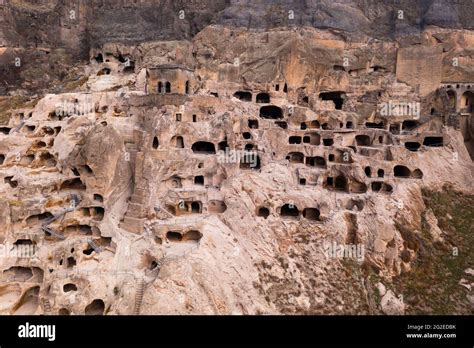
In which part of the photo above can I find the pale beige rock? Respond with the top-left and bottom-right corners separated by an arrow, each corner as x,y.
381,290 -> 405,315
0,24 -> 473,316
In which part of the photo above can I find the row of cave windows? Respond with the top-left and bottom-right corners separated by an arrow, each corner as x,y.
166,200 -> 227,216
257,112 -> 423,134
446,89 -> 474,111
364,166 -> 423,179
147,107 -> 424,134
1,125 -> 61,136
149,135 -> 438,171
151,148 -> 418,180
58,299 -> 105,315
256,205 -> 321,221
262,118 -> 426,134
235,88 -> 471,114
98,66 -> 135,75
252,106 -> 421,124
286,153 -> 423,179
233,90 -> 345,110
0,284 -> 103,315
24,208 -> 105,228
322,170 -> 420,194
5,231 -> 108,277
156,81 -> 191,94
287,133 -> 443,149
233,91 -> 271,103
156,230 -> 203,244
288,152 -> 353,166
152,138 -> 261,168
233,84 -> 289,102
319,176 -> 408,194
152,137 -> 229,153
148,134 -> 442,159
0,151 -> 56,169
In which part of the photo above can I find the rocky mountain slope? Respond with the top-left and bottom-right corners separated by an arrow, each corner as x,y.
0,0 -> 473,315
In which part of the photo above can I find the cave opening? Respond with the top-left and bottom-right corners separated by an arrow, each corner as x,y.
372,182 -> 382,191
319,91 -> 345,109
303,208 -> 320,221
257,207 -> 270,219
191,141 -> 215,154
191,201 -> 202,213
194,176 -> 204,185
233,91 -> 252,101
218,140 -> 228,151
94,194 -> 103,202
60,178 -> 86,191
394,165 -> 410,177
350,181 -> 367,193
289,136 -> 302,144
175,136 -> 184,148
423,136 -> 443,147
280,204 -> 299,218
355,135 -> 371,146
402,120 -> 418,131
85,299 -> 105,315
256,92 -> 270,103
286,152 -> 304,163
307,133 -> 320,145
412,169 -> 423,179
208,200 -> 227,213
275,121 -> 287,129
167,231 -> 182,242
323,138 -> 334,146
461,91 -> 474,112
405,142 -> 421,152
184,230 -> 203,242
334,175 -> 348,191
97,68 -> 111,76
447,90 -> 456,110
94,53 -> 103,63
365,121 -> 384,129
248,119 -> 259,129
260,105 -> 283,119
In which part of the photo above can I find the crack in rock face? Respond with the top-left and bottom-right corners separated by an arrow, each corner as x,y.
0,0 -> 473,316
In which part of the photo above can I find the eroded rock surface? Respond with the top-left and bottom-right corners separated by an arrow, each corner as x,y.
0,1 -> 473,315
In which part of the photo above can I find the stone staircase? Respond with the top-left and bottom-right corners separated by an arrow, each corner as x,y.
133,278 -> 146,315
43,299 -> 52,315
120,129 -> 149,234
120,185 -> 148,233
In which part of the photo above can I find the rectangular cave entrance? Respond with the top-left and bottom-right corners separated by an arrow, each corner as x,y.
319,91 -> 345,110
423,136 -> 443,147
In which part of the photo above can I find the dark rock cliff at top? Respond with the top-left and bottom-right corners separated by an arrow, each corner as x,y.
0,0 -> 473,95
1,0 -> 473,52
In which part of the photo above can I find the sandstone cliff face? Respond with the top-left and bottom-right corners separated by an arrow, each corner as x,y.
1,0 -> 474,94
0,1 -> 473,315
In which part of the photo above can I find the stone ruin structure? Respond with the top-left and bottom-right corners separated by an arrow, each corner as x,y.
0,0 -> 473,315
